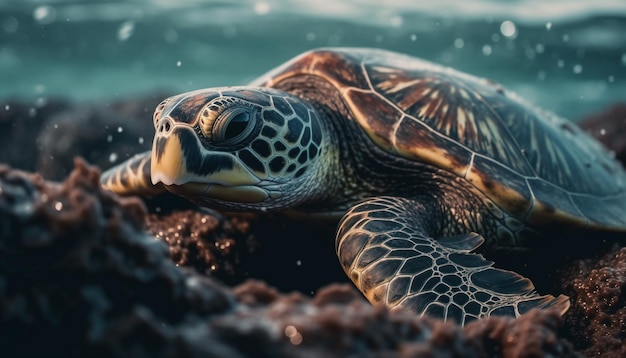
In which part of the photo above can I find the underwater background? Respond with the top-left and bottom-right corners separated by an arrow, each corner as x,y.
1,0 -> 625,121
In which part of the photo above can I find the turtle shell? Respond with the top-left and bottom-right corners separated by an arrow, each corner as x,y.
255,48 -> 626,229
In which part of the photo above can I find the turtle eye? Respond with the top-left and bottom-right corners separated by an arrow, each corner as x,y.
213,107 -> 256,145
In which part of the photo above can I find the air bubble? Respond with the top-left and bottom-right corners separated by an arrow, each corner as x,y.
500,20 -> 517,38
33,5 -> 56,25
390,15 -> 403,27
254,2 -> 270,15
117,21 -> 135,41
482,45 -> 492,56
535,43 -> 545,54
164,29 -> 178,43
2,16 -> 18,33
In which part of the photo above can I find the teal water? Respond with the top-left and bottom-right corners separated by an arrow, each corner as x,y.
1,0 -> 625,120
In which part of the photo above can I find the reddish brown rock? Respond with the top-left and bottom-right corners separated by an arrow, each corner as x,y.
3,96 -> 626,357
145,209 -> 257,284
559,245 -> 626,357
0,159 -> 581,357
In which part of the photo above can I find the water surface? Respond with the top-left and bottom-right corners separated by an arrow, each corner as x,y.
1,0 -> 625,120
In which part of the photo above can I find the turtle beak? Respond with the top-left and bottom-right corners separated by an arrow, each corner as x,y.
150,123 -> 268,202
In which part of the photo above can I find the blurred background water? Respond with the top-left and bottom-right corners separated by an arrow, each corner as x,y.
1,0 -> 625,121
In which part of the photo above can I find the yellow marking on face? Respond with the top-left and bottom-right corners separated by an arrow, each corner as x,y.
151,136 -> 186,186
165,182 -> 268,203
204,185 -> 268,202
207,165 -> 261,186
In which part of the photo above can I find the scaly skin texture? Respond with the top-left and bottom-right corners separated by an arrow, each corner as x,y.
102,48 -> 623,325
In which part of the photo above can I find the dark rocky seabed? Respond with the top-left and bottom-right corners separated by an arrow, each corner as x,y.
1,96 -> 626,357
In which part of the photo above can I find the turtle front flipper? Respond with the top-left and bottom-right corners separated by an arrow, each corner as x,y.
100,151 -> 165,196
335,196 -> 570,326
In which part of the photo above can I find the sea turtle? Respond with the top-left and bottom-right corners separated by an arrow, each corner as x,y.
101,48 -> 626,325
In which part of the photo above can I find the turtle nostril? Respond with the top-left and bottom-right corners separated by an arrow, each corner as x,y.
157,118 -> 173,134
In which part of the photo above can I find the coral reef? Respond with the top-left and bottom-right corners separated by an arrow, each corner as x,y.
0,160 -> 580,357
1,96 -> 625,356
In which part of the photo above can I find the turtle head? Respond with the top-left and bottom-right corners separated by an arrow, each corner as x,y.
150,87 -> 327,211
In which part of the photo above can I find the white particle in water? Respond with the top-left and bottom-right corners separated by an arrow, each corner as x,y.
410,34 -> 417,41
35,97 -> 47,107
500,20 -> 517,38
33,5 -> 57,25
390,15 -> 403,27
306,32 -> 316,41
54,201 -> 63,211
4,104 -> 9,111
107,134 -> 113,143
109,153 -> 118,163
573,64 -> 583,74
28,108 -> 37,117
491,33 -> 500,42
138,137 -> 144,144
608,75 -> 615,83
557,59 -> 564,68
164,29 -> 178,43
600,128 -> 606,136
53,123 -> 58,129
117,21 -> 135,41
253,2 -> 270,15
482,44 -> 492,56
117,126 -> 123,133
546,22 -> 552,30
621,53 -> 626,66
562,34 -> 569,42
296,260 -> 302,266
2,16 -> 19,33
176,60 -> 182,67
535,43 -> 545,54
454,38 -> 464,49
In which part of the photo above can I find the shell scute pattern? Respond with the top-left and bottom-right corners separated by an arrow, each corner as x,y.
291,48 -> 626,227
